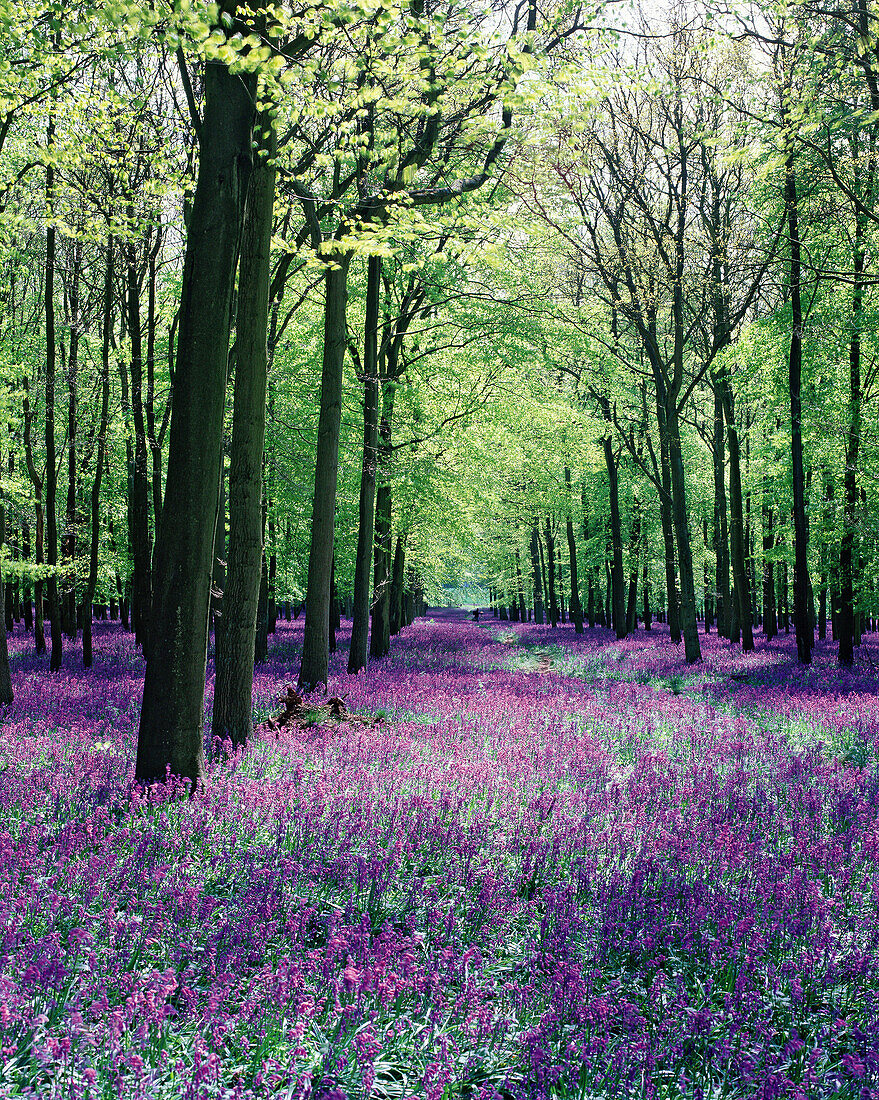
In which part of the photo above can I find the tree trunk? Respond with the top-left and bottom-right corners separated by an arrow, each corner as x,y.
126,232 -> 153,654
82,238 -> 113,669
369,407 -> 394,660
839,209 -> 864,666
0,492 -> 13,704
716,376 -> 753,651
602,436 -> 626,639
665,401 -> 701,662
299,256 -> 352,690
529,521 -> 544,624
763,487 -> 777,640
44,117 -> 63,673
515,547 -> 526,622
626,488 -> 641,633
62,240 -> 81,640
349,255 -> 381,674
390,533 -> 405,636
564,467 -> 583,632
785,157 -> 813,664
545,518 -> 558,627
211,118 -> 274,747
137,39 -> 256,786
657,401 -> 680,643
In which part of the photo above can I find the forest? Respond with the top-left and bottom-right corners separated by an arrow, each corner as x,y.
1,0 -> 879,1096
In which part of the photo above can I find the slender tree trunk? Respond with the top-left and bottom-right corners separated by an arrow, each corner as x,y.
626,488 -> 641,632
390,533 -> 405,637
603,437 -> 626,639
254,493 -> 269,665
515,547 -> 526,622
564,467 -> 583,632
665,401 -> 701,662
82,238 -> 113,669
299,256 -> 352,690
44,117 -> 63,673
529,522 -> 544,624
763,485 -> 777,640
785,157 -> 813,664
839,213 -> 864,666
211,117 -> 274,746
137,40 -> 256,786
0,491 -> 12,704
657,402 -> 680,643
642,557 -> 651,630
545,517 -> 558,627
349,255 -> 381,674
62,241 -> 81,640
369,387 -> 394,661
716,376 -> 753,651
126,231 -> 153,654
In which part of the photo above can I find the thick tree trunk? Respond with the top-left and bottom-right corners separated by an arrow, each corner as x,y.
137,42 -> 256,786
211,119 -> 274,747
82,238 -> 113,669
299,256 -> 352,690
784,158 -> 813,664
349,255 -> 381,674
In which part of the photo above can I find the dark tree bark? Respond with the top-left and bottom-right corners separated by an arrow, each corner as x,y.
82,238 -> 113,669
299,256 -> 352,690
125,229 -> 153,653
545,517 -> 559,627
656,401 -> 681,644
715,374 -> 754,651
564,467 -> 583,632
137,35 -> 256,786
712,387 -> 729,638
762,485 -> 777,640
626,487 -> 641,633
602,436 -> 626,639
642,557 -> 651,630
514,547 -> 526,622
254,493 -> 269,666
665,400 -> 701,662
0,492 -> 13,704
390,533 -> 405,636
839,208 -> 864,666
44,116 -> 63,673
370,375 -> 395,661
349,255 -> 381,674
62,240 -> 81,640
211,117 -> 274,747
529,521 -> 544,624
785,156 -> 813,664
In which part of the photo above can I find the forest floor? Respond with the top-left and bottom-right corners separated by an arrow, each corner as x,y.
1,613 -> 878,1099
